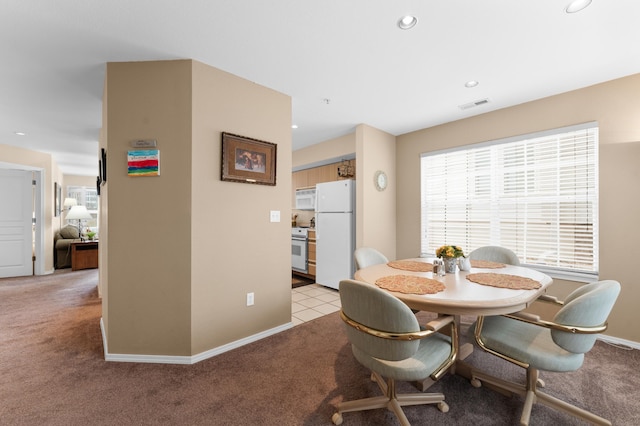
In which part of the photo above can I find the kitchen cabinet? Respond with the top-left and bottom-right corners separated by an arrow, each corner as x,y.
308,230 -> 316,277
292,160 -> 356,207
317,163 -> 337,183
292,169 -> 309,190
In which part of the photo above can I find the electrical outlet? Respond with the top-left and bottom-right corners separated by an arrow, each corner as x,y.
270,210 -> 280,222
246,292 -> 254,306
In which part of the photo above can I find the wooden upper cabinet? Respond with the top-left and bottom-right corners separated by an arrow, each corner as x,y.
305,167 -> 321,186
316,163 -> 335,183
293,169 -> 308,189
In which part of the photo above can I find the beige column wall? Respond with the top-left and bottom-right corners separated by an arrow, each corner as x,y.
396,73 -> 640,343
190,61 -> 292,354
103,59 -> 292,357
355,124 -> 396,261
105,60 -> 193,355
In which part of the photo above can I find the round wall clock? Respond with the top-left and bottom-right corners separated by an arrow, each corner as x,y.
374,170 -> 388,191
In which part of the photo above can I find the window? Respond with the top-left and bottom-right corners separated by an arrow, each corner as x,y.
66,186 -> 98,228
421,123 -> 598,279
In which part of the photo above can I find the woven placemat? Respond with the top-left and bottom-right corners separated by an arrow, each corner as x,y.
470,260 -> 506,269
387,260 -> 433,272
466,273 -> 541,290
375,275 -> 445,295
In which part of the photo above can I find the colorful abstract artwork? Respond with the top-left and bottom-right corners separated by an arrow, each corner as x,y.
128,150 -> 160,177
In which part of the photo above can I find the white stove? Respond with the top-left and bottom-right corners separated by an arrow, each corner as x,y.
291,227 -> 310,273
292,227 -> 309,239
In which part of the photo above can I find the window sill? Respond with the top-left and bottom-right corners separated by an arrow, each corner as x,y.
524,264 -> 598,284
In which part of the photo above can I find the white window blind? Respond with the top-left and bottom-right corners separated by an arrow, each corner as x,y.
420,123 -> 598,275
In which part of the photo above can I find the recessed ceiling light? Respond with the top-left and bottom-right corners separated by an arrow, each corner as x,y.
464,80 -> 479,88
565,0 -> 592,13
397,15 -> 418,30
291,124 -> 298,129
14,131 -> 26,136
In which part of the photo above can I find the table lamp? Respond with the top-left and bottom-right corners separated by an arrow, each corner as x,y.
63,197 -> 77,210
66,205 -> 92,240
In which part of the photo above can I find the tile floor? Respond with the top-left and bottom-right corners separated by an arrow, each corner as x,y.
291,283 -> 341,326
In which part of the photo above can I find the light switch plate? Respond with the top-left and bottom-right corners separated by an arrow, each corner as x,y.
270,210 -> 280,222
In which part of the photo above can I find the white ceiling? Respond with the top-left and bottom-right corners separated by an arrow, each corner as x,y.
1,1 -> 639,176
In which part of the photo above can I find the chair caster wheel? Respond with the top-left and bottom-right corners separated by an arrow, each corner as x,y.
537,378 -> 545,388
470,378 -> 482,388
332,412 -> 343,425
438,401 -> 449,413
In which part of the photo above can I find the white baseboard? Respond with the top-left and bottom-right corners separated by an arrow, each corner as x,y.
100,317 -> 294,364
598,334 -> 640,350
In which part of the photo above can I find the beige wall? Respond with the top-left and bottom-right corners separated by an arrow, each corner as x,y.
355,124 -> 396,261
293,133 -> 355,169
99,79 -> 108,305
0,143 -> 62,272
396,73 -> 640,343
103,59 -> 291,357
190,61 -> 291,354
293,125 -> 398,262
105,60 -> 192,355
63,174 -> 95,190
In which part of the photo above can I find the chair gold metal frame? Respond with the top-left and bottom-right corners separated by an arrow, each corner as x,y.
469,281 -> 620,426
333,280 -> 458,426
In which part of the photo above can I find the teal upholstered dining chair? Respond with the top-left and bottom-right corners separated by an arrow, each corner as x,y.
354,247 -> 389,270
469,280 -> 620,426
468,245 -> 520,265
332,279 -> 457,426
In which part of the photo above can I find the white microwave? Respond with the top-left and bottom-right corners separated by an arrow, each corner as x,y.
295,188 -> 316,211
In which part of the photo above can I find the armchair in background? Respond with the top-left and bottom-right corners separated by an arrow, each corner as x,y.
468,245 -> 520,265
53,225 -> 80,269
354,247 -> 389,270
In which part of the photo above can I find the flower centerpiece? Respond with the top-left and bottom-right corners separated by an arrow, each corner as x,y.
436,245 -> 465,273
436,245 -> 464,259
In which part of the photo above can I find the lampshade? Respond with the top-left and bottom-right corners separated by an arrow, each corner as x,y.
63,198 -> 77,208
66,205 -> 92,220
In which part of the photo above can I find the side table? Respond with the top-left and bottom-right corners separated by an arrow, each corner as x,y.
71,241 -> 99,271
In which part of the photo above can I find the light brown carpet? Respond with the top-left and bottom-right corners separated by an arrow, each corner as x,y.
1,269 -> 638,425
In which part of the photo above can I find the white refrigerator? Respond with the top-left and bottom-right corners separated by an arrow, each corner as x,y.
315,179 -> 355,290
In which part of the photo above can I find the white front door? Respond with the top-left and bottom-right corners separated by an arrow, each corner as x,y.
0,170 -> 33,278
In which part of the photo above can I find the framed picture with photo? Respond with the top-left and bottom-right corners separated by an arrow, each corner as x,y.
54,182 -> 62,216
221,132 -> 277,186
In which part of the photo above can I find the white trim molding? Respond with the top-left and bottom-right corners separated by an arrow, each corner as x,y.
598,334 -> 640,351
100,317 -> 294,364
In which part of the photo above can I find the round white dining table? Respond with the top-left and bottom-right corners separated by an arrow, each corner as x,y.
354,258 -> 553,316
354,257 -> 553,391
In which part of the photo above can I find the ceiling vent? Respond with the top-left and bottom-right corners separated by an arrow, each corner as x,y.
459,98 -> 490,110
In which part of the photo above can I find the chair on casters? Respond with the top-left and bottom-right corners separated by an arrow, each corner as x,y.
469,280 -> 620,426
332,279 -> 457,426
354,247 -> 389,270
468,245 -> 520,265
